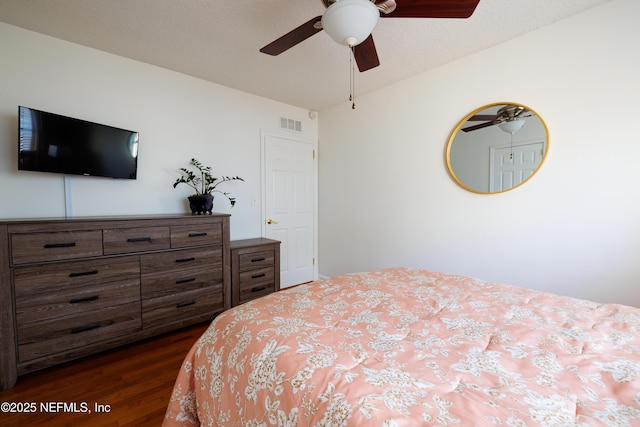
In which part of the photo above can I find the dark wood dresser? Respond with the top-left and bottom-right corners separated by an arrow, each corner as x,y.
230,238 -> 280,307
0,214 -> 230,390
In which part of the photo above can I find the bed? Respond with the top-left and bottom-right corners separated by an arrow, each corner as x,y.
163,267 -> 640,426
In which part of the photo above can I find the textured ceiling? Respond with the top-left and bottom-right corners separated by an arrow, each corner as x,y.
0,0 -> 610,110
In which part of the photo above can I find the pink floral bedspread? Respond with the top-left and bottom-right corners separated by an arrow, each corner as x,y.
163,268 -> 640,426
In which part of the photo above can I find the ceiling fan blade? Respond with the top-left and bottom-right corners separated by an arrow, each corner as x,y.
467,114 -> 498,121
461,119 -> 501,132
353,35 -> 380,72
380,0 -> 480,18
260,16 -> 323,56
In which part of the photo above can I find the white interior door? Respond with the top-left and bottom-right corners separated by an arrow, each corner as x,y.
490,141 -> 544,192
263,133 -> 317,288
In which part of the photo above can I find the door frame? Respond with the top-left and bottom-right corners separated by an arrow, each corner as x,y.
260,130 -> 319,284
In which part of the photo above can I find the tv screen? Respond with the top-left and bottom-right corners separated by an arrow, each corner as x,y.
18,106 -> 139,179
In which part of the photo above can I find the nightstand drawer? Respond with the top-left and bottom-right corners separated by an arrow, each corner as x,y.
141,285 -> 224,328
103,226 -> 170,255
239,282 -> 276,302
239,266 -> 275,288
11,230 -> 103,264
238,249 -> 275,271
17,302 -> 141,362
171,223 -> 223,248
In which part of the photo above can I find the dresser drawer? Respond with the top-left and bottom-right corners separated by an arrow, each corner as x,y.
171,223 -> 223,248
15,277 -> 140,325
141,266 -> 222,300
103,226 -> 170,255
140,247 -> 221,275
238,249 -> 275,271
17,302 -> 141,362
14,257 -> 140,293
11,230 -> 103,265
141,285 -> 224,328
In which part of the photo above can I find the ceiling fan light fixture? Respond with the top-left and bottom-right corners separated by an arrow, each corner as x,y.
321,0 -> 379,47
499,118 -> 526,134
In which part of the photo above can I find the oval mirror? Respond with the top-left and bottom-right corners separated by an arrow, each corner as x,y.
445,102 -> 549,193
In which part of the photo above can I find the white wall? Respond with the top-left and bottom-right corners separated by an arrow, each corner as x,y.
318,0 -> 640,307
0,23 -> 317,240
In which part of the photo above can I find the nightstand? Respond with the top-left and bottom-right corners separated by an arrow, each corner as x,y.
230,238 -> 280,306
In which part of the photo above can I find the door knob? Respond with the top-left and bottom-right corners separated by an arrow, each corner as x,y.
267,218 -> 278,224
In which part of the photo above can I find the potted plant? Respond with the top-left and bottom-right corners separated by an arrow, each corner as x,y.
173,158 -> 244,215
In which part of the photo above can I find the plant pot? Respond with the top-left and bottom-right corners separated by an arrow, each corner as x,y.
188,195 -> 214,215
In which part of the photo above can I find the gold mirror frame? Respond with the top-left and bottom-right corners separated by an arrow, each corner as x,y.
445,102 -> 549,194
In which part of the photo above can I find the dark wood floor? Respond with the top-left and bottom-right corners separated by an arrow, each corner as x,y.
0,321 -> 209,427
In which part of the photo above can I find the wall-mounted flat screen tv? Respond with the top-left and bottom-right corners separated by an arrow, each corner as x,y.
18,106 -> 139,179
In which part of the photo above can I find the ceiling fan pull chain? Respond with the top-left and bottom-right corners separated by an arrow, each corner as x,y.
510,133 -> 514,160
350,46 -> 356,109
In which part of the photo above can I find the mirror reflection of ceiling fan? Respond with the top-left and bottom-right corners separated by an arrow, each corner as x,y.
462,105 -> 533,133
260,0 -> 481,72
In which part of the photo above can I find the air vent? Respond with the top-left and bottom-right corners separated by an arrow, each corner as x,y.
280,117 -> 302,133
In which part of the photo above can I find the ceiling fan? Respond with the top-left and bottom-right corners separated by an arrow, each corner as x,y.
260,0 -> 481,72
462,105 -> 532,133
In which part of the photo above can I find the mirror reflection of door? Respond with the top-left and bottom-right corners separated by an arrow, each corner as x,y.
489,141 -> 545,192
446,102 -> 549,194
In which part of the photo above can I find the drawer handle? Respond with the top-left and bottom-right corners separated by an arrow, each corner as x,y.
69,295 -> 100,304
69,270 -> 99,278
251,257 -> 266,263
251,273 -> 266,279
250,286 -> 267,293
44,242 -> 76,249
127,237 -> 152,243
176,300 -> 196,308
175,257 -> 196,263
188,232 -> 207,237
71,323 -> 101,334
176,277 -> 196,284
